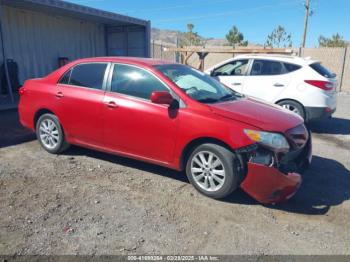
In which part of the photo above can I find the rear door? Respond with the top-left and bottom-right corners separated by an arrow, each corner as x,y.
243,59 -> 291,102
56,62 -> 109,146
211,59 -> 250,93
102,63 -> 179,163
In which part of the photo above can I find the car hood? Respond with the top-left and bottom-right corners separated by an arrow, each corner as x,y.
209,97 -> 303,132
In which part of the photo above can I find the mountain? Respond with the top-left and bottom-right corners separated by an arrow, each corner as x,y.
151,28 -> 228,46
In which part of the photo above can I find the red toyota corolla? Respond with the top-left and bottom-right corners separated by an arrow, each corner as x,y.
18,57 -> 312,204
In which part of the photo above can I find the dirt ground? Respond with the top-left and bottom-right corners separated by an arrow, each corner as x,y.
1,93 -> 350,255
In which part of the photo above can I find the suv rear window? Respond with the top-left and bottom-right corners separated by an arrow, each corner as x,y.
309,63 -> 334,78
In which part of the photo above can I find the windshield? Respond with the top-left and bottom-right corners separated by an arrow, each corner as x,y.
155,64 -> 243,103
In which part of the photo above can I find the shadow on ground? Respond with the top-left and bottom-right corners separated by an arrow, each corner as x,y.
223,155 -> 350,215
66,146 -> 350,216
65,146 -> 189,183
308,117 -> 350,135
0,110 -> 35,148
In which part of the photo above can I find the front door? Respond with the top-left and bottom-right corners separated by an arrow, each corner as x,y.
103,63 -> 179,164
211,59 -> 250,93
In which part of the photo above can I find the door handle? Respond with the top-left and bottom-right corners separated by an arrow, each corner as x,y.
232,82 -> 242,86
56,91 -> 64,98
274,83 -> 284,87
105,101 -> 118,108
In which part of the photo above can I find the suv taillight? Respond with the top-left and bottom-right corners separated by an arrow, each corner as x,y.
304,80 -> 334,91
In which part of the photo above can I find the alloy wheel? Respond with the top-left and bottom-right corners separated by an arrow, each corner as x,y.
281,104 -> 301,116
190,151 -> 226,192
39,119 -> 60,149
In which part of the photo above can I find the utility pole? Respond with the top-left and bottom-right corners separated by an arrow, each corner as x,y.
301,0 -> 310,47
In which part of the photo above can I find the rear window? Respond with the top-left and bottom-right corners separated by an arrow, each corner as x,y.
309,63 -> 334,78
250,60 -> 284,76
59,63 -> 108,90
284,63 -> 301,73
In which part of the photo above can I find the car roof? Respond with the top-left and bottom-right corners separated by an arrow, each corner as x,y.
233,54 -> 317,65
72,56 -> 175,67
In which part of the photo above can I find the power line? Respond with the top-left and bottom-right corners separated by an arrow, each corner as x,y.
154,0 -> 300,23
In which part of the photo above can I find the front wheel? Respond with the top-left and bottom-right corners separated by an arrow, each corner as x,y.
36,113 -> 70,154
185,143 -> 240,199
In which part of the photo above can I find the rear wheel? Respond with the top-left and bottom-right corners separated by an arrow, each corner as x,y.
185,143 -> 240,199
36,113 -> 70,154
277,100 -> 305,120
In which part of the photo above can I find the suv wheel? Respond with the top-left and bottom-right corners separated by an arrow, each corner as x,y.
36,113 -> 70,154
185,143 -> 240,199
277,100 -> 305,120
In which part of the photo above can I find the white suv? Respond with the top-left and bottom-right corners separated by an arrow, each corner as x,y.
206,54 -> 337,121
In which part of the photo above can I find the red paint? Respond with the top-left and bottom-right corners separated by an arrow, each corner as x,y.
18,57 -> 309,204
150,91 -> 174,105
240,163 -> 302,204
210,97 -> 303,132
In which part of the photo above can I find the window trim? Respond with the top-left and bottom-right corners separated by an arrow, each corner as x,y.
248,59 -> 289,76
57,62 -> 111,92
212,59 -> 251,77
106,62 -> 182,104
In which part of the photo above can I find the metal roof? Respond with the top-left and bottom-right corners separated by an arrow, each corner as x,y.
2,0 -> 149,26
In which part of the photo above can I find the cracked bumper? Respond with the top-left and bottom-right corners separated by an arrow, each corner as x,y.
240,163 -> 302,204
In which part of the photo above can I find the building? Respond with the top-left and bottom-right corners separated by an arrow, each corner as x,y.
0,0 -> 151,109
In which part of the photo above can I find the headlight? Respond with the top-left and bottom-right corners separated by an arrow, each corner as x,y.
244,129 -> 289,152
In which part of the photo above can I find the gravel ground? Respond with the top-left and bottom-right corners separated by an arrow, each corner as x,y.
1,93 -> 350,255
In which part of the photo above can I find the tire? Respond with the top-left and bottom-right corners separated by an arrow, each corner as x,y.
35,113 -> 70,154
185,143 -> 240,199
277,100 -> 305,120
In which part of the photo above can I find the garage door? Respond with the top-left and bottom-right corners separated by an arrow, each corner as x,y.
107,26 -> 146,57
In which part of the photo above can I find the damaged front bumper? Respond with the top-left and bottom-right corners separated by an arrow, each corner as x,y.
238,130 -> 312,204
240,163 -> 302,204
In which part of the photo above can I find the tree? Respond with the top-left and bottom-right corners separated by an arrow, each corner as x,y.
265,25 -> 292,48
225,25 -> 248,47
180,23 -> 201,46
318,33 -> 347,48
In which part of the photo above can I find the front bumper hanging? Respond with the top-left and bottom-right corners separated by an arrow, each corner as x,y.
239,131 -> 312,204
240,163 -> 302,204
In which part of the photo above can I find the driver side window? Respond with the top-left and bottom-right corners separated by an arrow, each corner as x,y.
111,64 -> 169,100
212,59 -> 249,76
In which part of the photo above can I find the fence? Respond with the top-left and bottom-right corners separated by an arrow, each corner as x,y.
151,40 -> 179,63
151,41 -> 350,93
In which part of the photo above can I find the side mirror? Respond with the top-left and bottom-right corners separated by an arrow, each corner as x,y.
151,91 -> 174,106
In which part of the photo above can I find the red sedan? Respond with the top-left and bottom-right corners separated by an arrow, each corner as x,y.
18,57 -> 312,204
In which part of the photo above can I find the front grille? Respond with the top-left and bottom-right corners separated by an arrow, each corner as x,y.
285,124 -> 309,150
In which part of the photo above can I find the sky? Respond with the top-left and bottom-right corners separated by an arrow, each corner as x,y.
67,0 -> 350,47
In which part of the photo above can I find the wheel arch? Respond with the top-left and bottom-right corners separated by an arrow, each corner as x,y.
275,98 -> 306,118
179,137 -> 235,171
33,108 -> 67,132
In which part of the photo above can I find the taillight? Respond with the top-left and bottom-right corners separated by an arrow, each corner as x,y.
304,80 -> 334,91
18,87 -> 26,96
